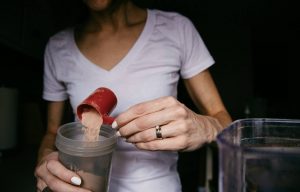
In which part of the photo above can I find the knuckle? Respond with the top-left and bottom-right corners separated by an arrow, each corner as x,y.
178,136 -> 188,150
131,103 -> 147,115
176,120 -> 189,133
180,122 -> 189,133
119,129 -> 128,137
46,159 -> 56,170
34,160 -> 46,176
34,170 -> 39,178
175,106 -> 188,117
134,119 -> 146,131
148,142 -> 159,150
165,96 -> 177,105
138,142 -> 159,151
36,180 -> 43,191
135,133 -> 144,141
34,166 -> 41,176
47,177 -> 57,188
144,131 -> 153,141
135,142 -> 144,149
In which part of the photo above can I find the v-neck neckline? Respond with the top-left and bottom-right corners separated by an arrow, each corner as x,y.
71,9 -> 154,75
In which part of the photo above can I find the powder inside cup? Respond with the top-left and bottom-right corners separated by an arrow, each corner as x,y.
81,109 -> 103,141
77,170 -> 106,191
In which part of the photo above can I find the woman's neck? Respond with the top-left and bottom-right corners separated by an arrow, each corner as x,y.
84,1 -> 146,33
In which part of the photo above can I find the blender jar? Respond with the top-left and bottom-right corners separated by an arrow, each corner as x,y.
217,118 -> 300,192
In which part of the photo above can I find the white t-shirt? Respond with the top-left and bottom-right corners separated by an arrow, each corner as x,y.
43,9 -> 214,192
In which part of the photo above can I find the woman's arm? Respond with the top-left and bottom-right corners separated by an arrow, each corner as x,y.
183,69 -> 232,129
37,101 -> 65,162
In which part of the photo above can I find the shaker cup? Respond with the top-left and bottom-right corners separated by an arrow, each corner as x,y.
55,122 -> 117,192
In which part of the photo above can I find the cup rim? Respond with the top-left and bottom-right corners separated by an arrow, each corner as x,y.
216,118 -> 300,155
55,122 -> 117,157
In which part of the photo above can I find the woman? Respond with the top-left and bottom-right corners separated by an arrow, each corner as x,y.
35,0 -> 232,191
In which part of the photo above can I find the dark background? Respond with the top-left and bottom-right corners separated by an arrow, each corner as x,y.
0,0 -> 297,191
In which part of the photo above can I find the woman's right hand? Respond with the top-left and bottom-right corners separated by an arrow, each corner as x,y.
34,151 -> 90,192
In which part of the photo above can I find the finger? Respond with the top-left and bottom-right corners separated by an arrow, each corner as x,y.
46,159 -> 82,186
126,120 -> 188,143
36,177 -> 47,192
37,159 -> 90,192
35,152 -> 89,192
125,126 -> 157,143
42,172 -> 90,192
119,104 -> 186,137
115,96 -> 179,128
134,135 -> 189,151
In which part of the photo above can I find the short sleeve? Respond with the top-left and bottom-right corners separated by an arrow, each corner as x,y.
42,42 -> 68,101
179,17 -> 215,79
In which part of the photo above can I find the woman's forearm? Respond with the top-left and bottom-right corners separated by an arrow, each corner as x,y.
37,132 -> 57,164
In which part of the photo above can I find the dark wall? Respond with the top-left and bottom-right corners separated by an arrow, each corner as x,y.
135,0 -> 254,119
147,0 -> 297,119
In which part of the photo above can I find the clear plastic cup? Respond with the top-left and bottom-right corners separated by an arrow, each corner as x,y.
55,122 -> 117,192
217,118 -> 300,192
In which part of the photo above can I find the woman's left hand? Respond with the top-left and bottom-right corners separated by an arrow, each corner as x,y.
113,96 -> 223,151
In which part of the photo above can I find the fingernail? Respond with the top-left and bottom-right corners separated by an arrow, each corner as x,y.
112,121 -> 118,129
71,176 -> 81,185
116,131 -> 121,137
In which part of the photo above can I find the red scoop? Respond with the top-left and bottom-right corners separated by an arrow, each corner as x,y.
77,87 -> 117,125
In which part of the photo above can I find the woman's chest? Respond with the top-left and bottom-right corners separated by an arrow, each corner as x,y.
76,26 -> 145,71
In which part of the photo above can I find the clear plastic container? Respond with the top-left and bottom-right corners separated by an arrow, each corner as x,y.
217,118 -> 300,192
55,122 -> 117,192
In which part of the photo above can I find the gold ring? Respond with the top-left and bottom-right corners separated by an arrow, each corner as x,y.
155,125 -> 163,139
